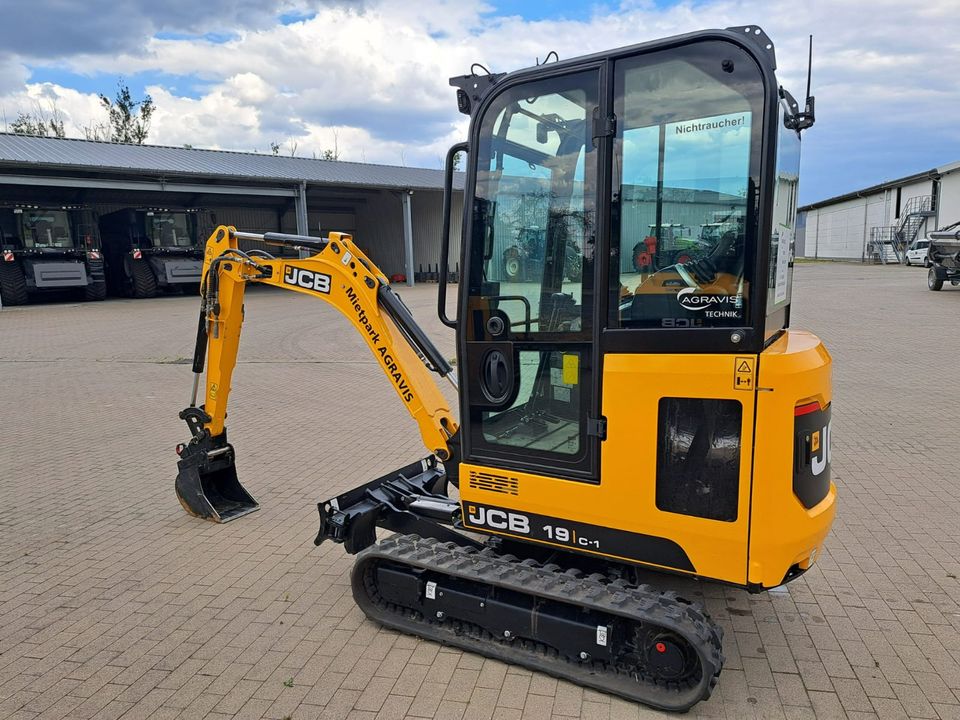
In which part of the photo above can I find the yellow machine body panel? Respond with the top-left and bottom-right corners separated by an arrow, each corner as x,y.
460,330 -> 834,590
599,352 -> 755,585
749,330 -> 836,588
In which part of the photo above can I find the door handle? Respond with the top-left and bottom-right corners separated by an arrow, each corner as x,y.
481,349 -> 511,404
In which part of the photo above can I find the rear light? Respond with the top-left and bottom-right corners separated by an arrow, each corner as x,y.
132,249 -> 142,260
2,251 -> 13,262
794,401 -> 821,417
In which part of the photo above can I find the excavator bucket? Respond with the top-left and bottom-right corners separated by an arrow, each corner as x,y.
174,433 -> 259,523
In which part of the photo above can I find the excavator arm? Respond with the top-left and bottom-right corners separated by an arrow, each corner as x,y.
174,225 -> 461,523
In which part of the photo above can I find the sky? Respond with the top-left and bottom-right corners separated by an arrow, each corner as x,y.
1,0 -> 958,205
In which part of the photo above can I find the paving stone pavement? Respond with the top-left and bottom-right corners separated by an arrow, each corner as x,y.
1,262 -> 959,720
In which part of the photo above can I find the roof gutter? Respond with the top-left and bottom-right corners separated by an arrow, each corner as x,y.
0,173 -> 297,197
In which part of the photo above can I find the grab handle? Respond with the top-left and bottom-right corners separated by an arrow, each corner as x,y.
439,141 -> 468,329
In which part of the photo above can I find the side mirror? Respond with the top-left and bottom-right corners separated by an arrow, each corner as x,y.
536,122 -> 549,144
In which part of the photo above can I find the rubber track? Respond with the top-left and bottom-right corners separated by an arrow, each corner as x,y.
351,534 -> 724,713
0,263 -> 28,306
131,260 -> 157,298
85,280 -> 107,301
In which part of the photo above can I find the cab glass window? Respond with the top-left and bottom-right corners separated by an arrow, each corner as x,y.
149,213 -> 194,248
469,71 -> 597,341
610,43 -> 763,329
20,210 -> 74,248
0,210 -> 18,246
74,210 -> 101,250
767,100 -> 800,315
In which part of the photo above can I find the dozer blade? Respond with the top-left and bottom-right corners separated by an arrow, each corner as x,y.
175,432 -> 258,523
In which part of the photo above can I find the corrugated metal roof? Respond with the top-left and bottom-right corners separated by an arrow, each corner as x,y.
799,159 -> 959,212
0,133 -> 464,191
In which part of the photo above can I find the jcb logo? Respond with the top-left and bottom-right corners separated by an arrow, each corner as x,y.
283,266 -> 331,294
811,420 -> 832,476
467,505 -> 530,534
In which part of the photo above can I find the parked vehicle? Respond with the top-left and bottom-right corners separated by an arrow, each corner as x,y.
631,223 -> 715,272
0,204 -> 105,305
905,238 -> 931,266
98,208 -> 214,298
926,223 -> 960,291
502,225 -> 582,282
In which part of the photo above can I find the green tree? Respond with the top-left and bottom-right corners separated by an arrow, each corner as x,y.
319,129 -> 340,161
9,104 -> 66,138
98,82 -> 154,144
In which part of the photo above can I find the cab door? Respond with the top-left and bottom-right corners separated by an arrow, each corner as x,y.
600,40 -> 770,585
458,68 -> 602,482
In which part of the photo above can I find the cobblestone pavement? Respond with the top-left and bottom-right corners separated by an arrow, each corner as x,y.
1,263 -> 959,720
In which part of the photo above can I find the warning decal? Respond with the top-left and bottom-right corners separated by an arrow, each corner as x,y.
734,356 -> 755,391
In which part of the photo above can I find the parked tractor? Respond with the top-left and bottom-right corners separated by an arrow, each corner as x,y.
502,225 -> 583,282
631,224 -> 710,272
0,205 -> 105,305
99,208 -> 214,298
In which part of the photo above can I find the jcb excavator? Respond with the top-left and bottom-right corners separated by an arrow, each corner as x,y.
175,26 -> 835,712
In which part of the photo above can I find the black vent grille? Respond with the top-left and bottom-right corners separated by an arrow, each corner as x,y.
468,470 -> 519,496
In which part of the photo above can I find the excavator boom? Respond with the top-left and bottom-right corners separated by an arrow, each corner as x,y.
174,226 -> 459,522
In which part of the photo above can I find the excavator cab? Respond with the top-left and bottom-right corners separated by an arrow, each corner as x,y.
176,26 -> 831,713
444,27 -> 831,592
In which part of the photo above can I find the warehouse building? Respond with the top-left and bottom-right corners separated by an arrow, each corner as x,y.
0,133 -> 464,284
798,159 -> 960,261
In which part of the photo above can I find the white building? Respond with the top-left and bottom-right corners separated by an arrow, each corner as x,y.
797,159 -> 960,261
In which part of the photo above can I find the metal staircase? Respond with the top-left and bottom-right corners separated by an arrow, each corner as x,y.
895,195 -> 935,261
867,195 -> 935,264
867,227 -> 896,264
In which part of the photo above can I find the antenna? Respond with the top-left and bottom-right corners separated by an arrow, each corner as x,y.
785,34 -> 816,132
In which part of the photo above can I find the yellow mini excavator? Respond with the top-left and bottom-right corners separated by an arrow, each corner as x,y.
175,26 -> 835,712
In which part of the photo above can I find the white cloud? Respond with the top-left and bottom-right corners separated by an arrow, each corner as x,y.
0,0 -> 958,191
1,83 -> 104,138
0,0 -> 344,58
0,58 -> 29,96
